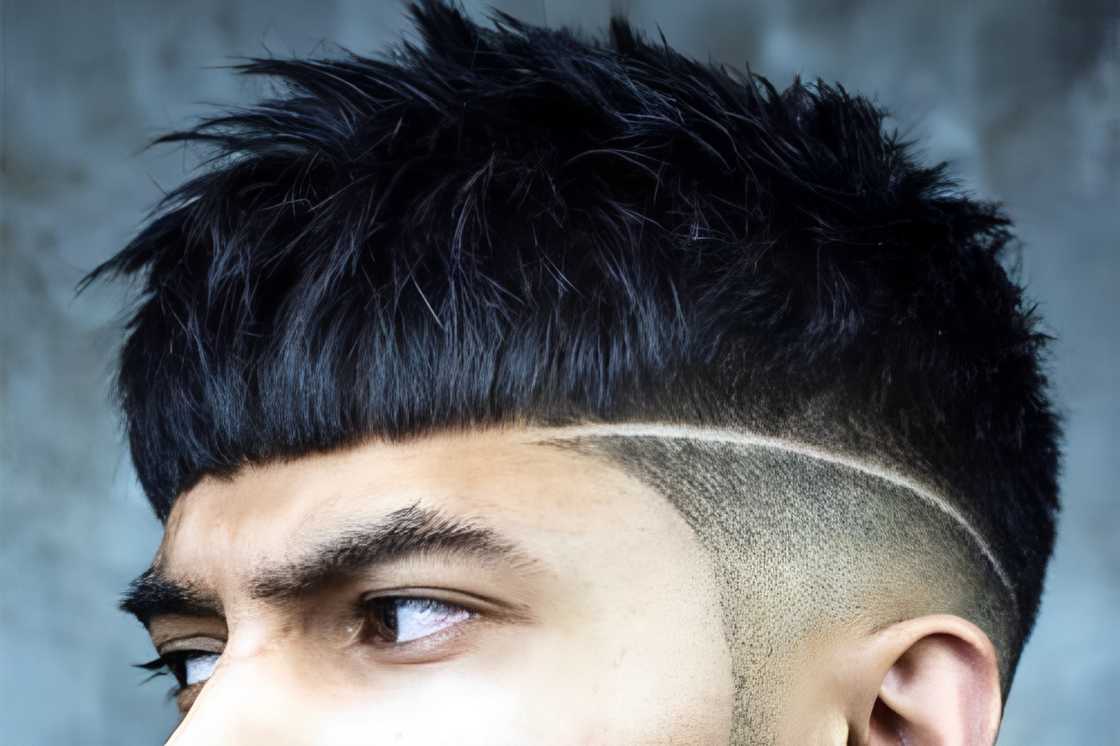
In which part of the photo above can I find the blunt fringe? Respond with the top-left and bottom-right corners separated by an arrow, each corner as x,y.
81,0 -> 1060,659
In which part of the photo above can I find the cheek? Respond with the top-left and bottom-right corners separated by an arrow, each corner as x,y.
307,661 -> 603,745
302,622 -> 732,746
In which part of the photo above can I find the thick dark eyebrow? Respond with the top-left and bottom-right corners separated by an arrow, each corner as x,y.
119,568 -> 223,629
248,503 -> 543,602
119,503 -> 543,625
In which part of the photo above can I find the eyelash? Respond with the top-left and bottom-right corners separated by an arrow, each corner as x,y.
135,595 -> 477,697
357,594 -> 476,647
134,650 -> 206,698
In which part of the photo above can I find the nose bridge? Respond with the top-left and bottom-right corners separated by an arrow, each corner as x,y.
163,652 -> 313,746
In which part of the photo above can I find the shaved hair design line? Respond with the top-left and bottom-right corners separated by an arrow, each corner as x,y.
528,422 -> 1015,612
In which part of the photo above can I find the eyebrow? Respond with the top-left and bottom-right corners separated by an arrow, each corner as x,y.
119,503 -> 543,627
119,568 -> 223,628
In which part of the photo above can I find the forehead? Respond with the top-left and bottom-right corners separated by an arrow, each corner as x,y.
158,426 -> 703,585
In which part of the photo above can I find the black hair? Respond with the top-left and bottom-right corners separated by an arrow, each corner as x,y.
81,0 -> 1059,666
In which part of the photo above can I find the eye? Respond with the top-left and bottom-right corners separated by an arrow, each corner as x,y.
137,649 -> 221,691
361,596 -> 474,645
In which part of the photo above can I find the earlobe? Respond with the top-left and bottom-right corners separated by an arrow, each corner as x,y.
859,614 -> 1003,746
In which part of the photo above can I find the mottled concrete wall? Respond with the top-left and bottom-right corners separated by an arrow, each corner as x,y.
2,1 -> 1116,742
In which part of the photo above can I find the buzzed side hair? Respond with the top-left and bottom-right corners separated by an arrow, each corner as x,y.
80,0 -> 1061,724
533,426 -> 1023,740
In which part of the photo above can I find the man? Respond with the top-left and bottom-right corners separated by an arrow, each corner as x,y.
82,1 -> 1061,743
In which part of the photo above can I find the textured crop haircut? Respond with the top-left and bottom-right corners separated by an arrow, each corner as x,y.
82,0 -> 1060,719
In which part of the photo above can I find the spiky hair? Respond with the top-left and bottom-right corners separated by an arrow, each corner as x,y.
82,0 -> 1059,662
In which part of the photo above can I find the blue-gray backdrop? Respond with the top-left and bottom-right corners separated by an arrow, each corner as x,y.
2,1 -> 1117,743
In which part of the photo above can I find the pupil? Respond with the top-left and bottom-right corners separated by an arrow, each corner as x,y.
377,599 -> 399,639
172,659 -> 189,688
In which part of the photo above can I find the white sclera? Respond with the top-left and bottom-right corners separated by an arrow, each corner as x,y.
396,600 -> 471,643
185,653 -> 221,686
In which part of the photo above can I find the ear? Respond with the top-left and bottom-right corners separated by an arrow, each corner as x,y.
847,614 -> 1003,746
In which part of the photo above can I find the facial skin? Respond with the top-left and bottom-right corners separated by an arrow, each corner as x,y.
132,424 -> 1002,745
141,426 -> 737,744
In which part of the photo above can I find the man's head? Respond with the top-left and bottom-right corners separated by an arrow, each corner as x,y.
84,1 -> 1061,743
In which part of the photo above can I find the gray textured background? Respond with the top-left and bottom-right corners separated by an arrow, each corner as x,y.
1,1 -> 1117,743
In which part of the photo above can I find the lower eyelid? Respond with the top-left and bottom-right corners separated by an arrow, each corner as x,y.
176,682 -> 205,714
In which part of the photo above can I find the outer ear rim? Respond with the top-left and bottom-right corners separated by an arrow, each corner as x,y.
858,613 -> 1003,746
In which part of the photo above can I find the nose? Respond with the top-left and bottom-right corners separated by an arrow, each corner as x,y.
163,654 -> 314,745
